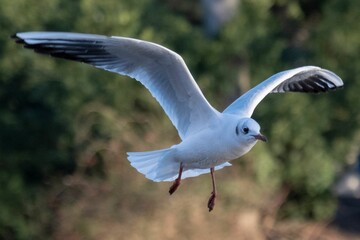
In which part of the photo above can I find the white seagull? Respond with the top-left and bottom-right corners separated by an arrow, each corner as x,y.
13,32 -> 344,211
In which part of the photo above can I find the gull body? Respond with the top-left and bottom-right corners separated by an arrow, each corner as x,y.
13,32 -> 344,211
173,116 -> 261,169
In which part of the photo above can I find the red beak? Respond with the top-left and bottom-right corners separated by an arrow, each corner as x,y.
252,133 -> 267,142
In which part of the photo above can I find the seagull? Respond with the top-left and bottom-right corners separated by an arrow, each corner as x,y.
13,32 -> 344,211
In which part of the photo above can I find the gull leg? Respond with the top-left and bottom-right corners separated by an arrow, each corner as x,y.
169,163 -> 183,195
208,167 -> 217,212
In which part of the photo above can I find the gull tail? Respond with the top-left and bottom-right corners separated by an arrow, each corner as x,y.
127,148 -> 232,182
128,148 -> 177,182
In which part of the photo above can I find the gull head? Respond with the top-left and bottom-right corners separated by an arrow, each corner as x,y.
235,118 -> 267,143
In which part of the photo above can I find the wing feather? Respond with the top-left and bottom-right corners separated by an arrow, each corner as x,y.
224,66 -> 343,117
13,32 -> 219,139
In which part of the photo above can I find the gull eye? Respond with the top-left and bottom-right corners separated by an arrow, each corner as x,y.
242,127 -> 249,134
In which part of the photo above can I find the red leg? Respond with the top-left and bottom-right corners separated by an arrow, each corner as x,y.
208,167 -> 217,212
169,163 -> 183,195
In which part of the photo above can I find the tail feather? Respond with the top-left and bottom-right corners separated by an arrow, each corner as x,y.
128,148 -> 175,182
127,148 -> 232,182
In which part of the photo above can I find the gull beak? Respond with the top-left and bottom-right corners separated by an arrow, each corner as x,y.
252,133 -> 267,142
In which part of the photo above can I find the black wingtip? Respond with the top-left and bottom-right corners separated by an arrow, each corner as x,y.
11,33 -> 26,44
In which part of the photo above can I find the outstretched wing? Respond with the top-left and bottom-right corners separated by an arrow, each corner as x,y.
13,32 -> 219,139
224,66 -> 344,117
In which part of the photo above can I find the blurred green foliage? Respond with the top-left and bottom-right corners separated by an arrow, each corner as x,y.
1,0 -> 359,239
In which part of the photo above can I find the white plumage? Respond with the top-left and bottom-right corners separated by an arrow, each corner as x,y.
13,32 -> 344,211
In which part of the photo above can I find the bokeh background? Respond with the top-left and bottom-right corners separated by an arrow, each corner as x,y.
1,0 -> 360,239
